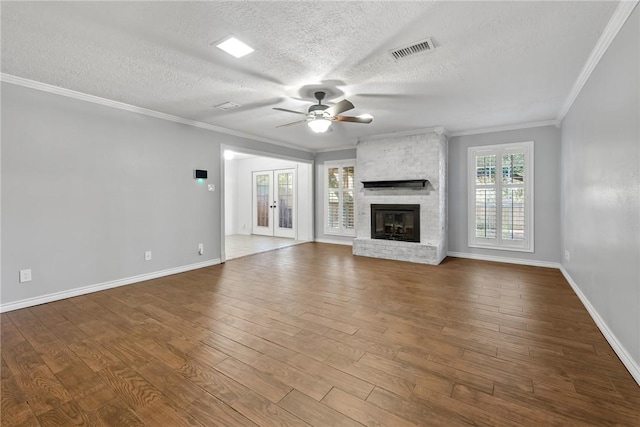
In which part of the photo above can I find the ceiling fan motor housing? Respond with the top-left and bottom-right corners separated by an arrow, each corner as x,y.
308,91 -> 329,115
308,104 -> 328,114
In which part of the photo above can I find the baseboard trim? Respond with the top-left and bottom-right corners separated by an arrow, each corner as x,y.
0,259 -> 221,313
446,251 -> 560,269
559,266 -> 640,386
314,237 -> 354,246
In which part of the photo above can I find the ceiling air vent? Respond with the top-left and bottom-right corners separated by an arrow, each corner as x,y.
389,38 -> 435,60
214,101 -> 241,111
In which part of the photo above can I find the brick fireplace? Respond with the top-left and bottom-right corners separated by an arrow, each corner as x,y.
352,128 -> 448,264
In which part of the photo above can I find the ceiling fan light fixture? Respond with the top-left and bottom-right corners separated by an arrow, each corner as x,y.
308,118 -> 332,133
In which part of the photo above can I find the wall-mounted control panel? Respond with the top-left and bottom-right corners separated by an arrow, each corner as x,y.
194,169 -> 208,179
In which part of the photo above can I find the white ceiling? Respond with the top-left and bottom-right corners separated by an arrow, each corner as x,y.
1,1 -> 618,152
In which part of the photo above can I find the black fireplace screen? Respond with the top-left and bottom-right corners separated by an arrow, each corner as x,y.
371,204 -> 420,242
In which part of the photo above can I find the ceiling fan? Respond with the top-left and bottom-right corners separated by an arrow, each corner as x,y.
273,91 -> 373,133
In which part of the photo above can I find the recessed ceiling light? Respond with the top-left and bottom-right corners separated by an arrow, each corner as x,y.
216,37 -> 254,58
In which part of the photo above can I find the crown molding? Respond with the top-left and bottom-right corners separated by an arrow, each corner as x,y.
313,143 -> 359,154
449,119 -> 559,138
0,73 -> 313,154
557,0 -> 639,122
357,126 -> 446,143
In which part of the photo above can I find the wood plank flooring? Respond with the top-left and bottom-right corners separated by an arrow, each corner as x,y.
2,243 -> 639,426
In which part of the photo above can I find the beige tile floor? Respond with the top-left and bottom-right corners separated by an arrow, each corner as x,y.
224,234 -> 306,260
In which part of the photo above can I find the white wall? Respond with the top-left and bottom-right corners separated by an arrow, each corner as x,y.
1,83 -> 221,308
296,162 -> 313,242
224,158 -> 238,235
225,156 -> 313,240
448,125 -> 561,264
1,82 -> 314,310
560,6 -> 639,378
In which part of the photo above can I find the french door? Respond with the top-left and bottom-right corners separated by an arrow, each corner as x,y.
252,169 -> 295,238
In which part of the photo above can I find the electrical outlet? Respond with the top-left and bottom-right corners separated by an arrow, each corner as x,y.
19,269 -> 32,283
564,250 -> 570,262
198,243 -> 204,255
145,251 -> 152,261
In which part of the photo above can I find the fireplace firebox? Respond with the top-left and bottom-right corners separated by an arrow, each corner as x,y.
371,204 -> 420,242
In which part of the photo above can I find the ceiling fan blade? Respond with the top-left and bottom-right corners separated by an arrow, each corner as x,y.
273,107 -> 306,115
325,99 -> 354,117
276,119 -> 307,128
333,115 -> 373,124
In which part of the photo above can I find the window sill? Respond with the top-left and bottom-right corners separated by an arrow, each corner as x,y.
324,230 -> 356,238
468,243 -> 534,253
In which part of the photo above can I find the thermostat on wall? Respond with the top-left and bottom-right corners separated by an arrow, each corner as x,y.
194,169 -> 208,179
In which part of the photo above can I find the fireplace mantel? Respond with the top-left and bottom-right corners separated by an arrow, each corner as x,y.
362,179 -> 428,189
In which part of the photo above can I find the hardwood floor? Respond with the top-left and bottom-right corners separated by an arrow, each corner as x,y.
2,243 -> 639,426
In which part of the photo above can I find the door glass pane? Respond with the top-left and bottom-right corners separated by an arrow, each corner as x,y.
475,188 -> 496,239
278,172 -> 293,229
476,155 -> 496,185
502,187 -> 525,240
256,174 -> 269,227
502,153 -> 525,184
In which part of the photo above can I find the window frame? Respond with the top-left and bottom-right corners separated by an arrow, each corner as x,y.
324,160 -> 356,237
467,141 -> 534,252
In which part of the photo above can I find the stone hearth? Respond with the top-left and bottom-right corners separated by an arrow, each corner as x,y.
352,128 -> 448,264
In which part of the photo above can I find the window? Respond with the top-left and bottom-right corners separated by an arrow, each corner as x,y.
468,141 -> 534,252
325,160 -> 356,236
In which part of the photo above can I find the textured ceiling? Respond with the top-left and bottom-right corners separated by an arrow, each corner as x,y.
1,1 -> 618,152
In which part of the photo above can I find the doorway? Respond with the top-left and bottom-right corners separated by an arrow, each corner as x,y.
223,151 -> 313,261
